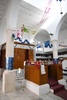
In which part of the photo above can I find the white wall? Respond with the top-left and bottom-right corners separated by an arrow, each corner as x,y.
58,29 -> 67,43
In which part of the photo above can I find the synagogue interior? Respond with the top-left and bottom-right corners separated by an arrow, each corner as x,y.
0,0 -> 67,100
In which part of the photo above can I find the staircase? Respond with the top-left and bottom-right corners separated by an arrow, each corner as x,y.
48,78 -> 67,100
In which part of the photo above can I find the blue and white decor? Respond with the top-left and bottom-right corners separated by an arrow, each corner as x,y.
44,40 -> 53,48
53,58 -> 58,64
6,57 -> 14,70
12,33 -> 15,40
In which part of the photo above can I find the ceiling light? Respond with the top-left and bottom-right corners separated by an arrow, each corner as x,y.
49,33 -> 53,36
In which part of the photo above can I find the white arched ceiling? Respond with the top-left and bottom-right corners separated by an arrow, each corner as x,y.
0,0 -> 9,45
56,13 -> 67,52
34,29 -> 50,44
0,0 -> 9,26
57,13 -> 67,41
54,13 -> 67,40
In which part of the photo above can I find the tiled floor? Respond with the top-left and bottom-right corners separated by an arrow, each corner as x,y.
0,79 -> 66,100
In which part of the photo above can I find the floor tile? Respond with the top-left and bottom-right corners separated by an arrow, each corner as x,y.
0,78 -> 67,100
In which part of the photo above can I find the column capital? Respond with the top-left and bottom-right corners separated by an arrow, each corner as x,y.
51,39 -> 58,44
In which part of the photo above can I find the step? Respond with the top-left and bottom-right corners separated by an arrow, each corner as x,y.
48,79 -> 58,87
55,89 -> 67,100
49,81 -> 58,87
51,84 -> 65,93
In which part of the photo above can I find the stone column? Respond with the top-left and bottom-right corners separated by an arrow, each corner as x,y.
51,40 -> 58,64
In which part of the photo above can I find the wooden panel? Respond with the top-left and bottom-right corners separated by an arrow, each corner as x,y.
48,65 -> 57,79
25,66 -> 30,80
57,64 -> 63,80
14,48 -> 26,69
40,66 -> 48,84
48,64 -> 63,80
28,50 -> 34,61
29,67 -> 34,82
14,48 -> 34,69
33,67 -> 40,84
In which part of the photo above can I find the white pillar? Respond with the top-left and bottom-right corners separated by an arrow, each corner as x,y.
51,40 -> 58,64
5,0 -> 21,70
34,47 -> 36,61
52,40 -> 58,58
6,29 -> 14,57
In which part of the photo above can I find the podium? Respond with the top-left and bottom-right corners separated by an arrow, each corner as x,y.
25,65 -> 48,85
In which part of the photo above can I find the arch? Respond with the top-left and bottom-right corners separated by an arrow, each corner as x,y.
55,13 -> 67,40
34,29 -> 50,44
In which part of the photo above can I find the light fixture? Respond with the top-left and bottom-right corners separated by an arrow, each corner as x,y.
49,33 -> 53,36
56,0 -> 62,1
56,0 -> 65,15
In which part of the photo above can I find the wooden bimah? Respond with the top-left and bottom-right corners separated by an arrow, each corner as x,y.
25,65 -> 48,85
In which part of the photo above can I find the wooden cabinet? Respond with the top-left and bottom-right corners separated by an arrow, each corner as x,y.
25,65 -> 48,85
14,48 -> 34,69
14,48 -> 26,69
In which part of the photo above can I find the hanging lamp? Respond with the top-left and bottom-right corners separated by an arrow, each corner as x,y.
56,0 -> 65,14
